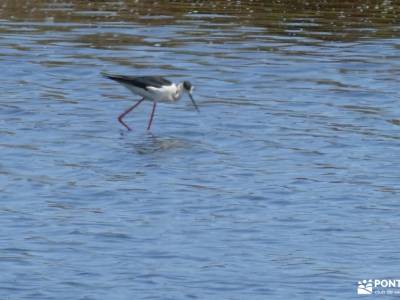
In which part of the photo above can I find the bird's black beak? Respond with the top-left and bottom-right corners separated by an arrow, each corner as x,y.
189,93 -> 199,112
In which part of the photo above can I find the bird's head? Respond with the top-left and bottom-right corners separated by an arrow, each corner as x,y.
182,81 -> 199,112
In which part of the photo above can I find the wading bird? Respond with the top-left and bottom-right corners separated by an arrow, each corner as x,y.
103,74 -> 199,131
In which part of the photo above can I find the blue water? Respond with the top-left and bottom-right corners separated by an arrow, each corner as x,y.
1,2 -> 400,299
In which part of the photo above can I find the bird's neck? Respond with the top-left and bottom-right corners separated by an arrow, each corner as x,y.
173,83 -> 185,101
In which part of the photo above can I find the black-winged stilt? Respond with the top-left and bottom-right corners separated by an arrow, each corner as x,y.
103,73 -> 199,131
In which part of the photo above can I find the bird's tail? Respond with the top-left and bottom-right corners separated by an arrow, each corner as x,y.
101,71 -> 114,79
101,72 -> 126,82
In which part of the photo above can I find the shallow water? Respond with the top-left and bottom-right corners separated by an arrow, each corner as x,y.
1,1 -> 400,299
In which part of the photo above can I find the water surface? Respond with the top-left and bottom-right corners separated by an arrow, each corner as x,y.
1,1 -> 400,299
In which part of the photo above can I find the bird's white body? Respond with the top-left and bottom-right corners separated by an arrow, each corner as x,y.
122,82 -> 184,103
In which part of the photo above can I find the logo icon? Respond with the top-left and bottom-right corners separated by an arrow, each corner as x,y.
358,280 -> 373,295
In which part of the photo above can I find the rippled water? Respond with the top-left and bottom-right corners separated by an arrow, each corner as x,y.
1,1 -> 400,299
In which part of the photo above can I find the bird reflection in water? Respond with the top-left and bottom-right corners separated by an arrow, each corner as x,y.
121,132 -> 189,155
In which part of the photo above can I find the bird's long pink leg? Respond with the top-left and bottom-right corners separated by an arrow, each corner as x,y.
147,101 -> 157,130
118,97 -> 145,131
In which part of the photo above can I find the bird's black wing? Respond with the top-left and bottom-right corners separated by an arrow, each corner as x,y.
103,74 -> 172,90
